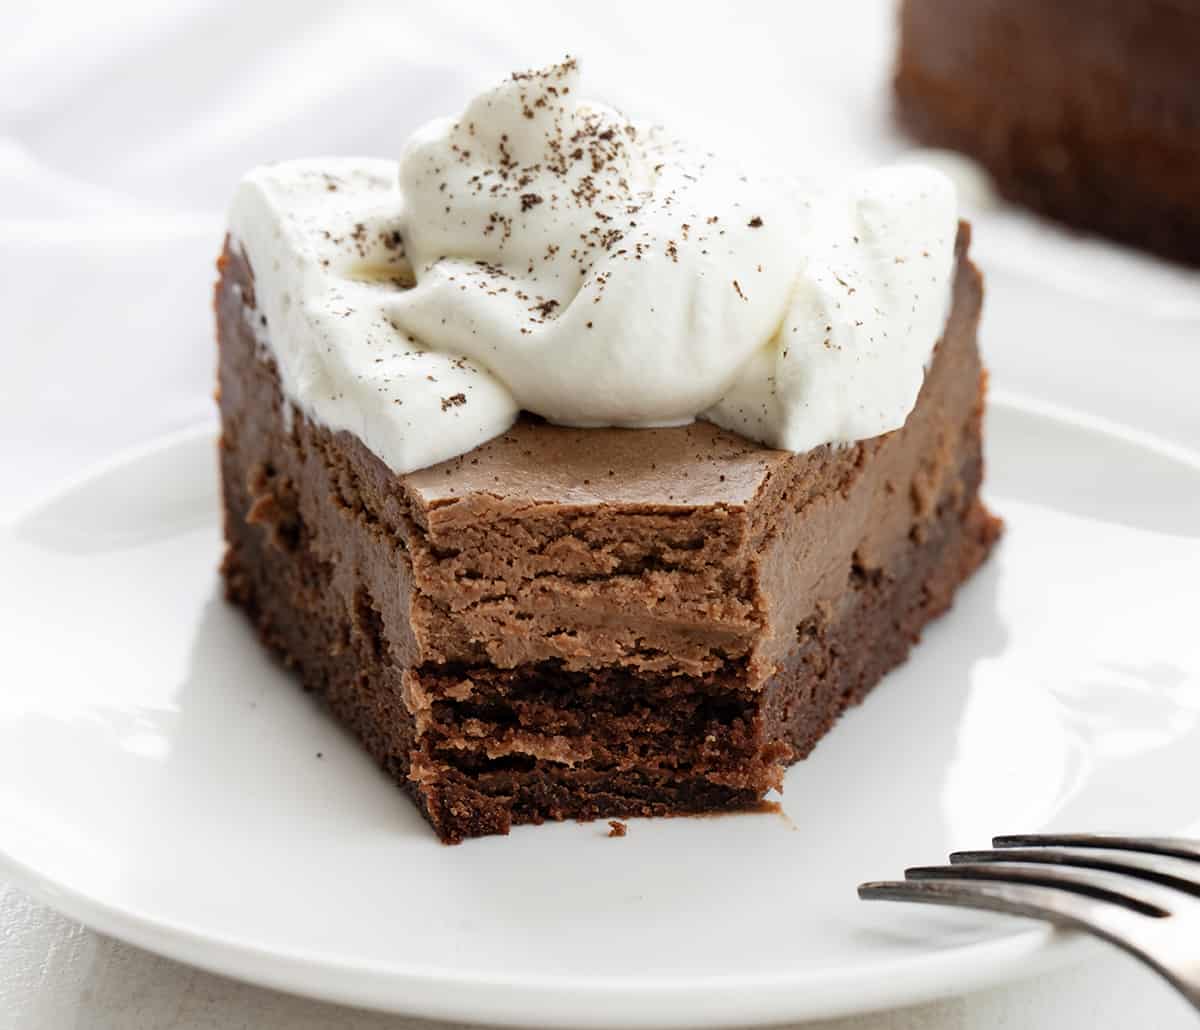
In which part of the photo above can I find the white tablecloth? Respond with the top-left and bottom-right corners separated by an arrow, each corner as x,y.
3,2 -> 1198,1026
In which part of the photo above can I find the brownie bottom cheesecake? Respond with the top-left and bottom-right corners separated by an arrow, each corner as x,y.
895,0 -> 1200,265
215,223 -> 1000,843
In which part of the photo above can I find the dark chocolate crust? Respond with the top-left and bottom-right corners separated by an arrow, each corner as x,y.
215,226 -> 1000,842
895,0 -> 1200,265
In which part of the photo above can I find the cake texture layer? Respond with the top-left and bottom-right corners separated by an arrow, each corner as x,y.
895,0 -> 1200,265
216,223 -> 1000,843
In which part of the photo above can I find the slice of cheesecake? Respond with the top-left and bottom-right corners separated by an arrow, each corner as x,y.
896,0 -> 1200,265
215,220 -> 1000,844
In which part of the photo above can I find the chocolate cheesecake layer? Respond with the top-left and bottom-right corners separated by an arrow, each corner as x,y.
216,224 -> 999,842
895,0 -> 1200,265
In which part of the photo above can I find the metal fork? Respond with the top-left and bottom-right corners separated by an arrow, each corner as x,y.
859,834 -> 1200,1011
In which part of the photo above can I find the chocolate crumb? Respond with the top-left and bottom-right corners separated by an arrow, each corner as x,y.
748,216 -> 764,228
441,393 -> 467,411
607,820 -> 627,837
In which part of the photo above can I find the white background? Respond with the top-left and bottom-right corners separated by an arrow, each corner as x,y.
2,1 -> 1198,1026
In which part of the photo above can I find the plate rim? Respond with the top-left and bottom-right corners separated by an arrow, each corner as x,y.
1,390 -> 1194,1027
0,837 -> 1097,1028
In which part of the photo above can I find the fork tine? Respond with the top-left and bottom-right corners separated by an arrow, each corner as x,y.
993,834 -> 1200,862
858,877 -> 1158,931
904,863 -> 1172,917
951,848 -> 1200,900
859,876 -> 1200,1012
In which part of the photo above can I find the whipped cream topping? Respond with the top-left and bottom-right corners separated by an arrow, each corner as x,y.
228,58 -> 958,474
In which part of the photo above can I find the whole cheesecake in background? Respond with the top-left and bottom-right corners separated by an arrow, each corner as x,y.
215,58 -> 1001,843
895,0 -> 1200,266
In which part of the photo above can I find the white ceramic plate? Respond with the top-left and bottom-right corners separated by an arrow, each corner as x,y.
2,393 -> 1199,1028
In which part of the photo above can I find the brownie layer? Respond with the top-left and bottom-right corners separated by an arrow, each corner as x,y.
895,0 -> 1200,265
216,224 -> 999,842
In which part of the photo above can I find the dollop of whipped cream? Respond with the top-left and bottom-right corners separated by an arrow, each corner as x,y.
228,58 -> 958,474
